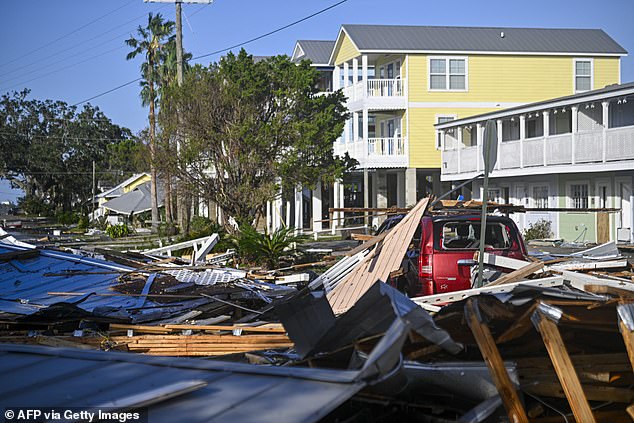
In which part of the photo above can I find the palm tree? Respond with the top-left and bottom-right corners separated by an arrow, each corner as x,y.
126,13 -> 175,232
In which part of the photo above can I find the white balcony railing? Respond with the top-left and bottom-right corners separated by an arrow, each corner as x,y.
442,124 -> 634,176
342,78 -> 407,102
367,137 -> 406,156
334,137 -> 408,168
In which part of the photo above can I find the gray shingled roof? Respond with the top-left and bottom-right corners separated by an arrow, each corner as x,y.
341,25 -> 627,55
294,40 -> 335,65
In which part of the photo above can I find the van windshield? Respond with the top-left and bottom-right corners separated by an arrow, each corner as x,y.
441,221 -> 511,250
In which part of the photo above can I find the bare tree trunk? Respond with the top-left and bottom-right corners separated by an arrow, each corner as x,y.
149,76 -> 159,233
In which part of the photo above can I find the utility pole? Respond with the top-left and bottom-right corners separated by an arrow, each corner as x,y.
175,1 -> 184,86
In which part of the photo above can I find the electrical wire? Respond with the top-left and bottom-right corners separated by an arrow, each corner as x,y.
0,132 -> 135,142
0,0 -> 136,69
71,0 -> 349,107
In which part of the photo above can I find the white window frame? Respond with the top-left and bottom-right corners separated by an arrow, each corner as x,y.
428,56 -> 468,92
436,114 -> 457,150
566,180 -> 590,209
573,58 -> 593,93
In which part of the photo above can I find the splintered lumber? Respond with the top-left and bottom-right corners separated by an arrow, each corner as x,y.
488,261 -> 545,286
327,197 -> 429,315
548,260 -> 628,272
476,251 -> 532,270
109,323 -> 286,334
111,333 -> 293,356
465,298 -> 529,423
523,382 -> 634,403
0,248 -> 39,262
532,306 -> 597,423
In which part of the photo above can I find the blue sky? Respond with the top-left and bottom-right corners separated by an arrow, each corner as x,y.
1,0 -> 633,202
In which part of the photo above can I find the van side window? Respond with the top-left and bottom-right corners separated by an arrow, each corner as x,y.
441,222 -> 511,250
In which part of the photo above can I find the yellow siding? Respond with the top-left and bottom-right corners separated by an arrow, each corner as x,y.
333,32 -> 360,65
406,54 -> 620,169
594,57 -> 620,89
409,107 -> 497,168
123,174 -> 151,193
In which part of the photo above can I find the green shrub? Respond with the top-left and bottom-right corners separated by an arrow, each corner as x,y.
106,223 -> 131,238
158,222 -> 178,237
56,211 -> 79,225
523,219 -> 553,241
234,225 -> 303,269
77,215 -> 89,230
18,196 -> 52,216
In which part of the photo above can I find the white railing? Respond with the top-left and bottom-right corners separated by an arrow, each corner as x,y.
461,146 -> 479,172
523,137 -> 544,167
334,137 -> 408,168
575,131 -> 602,163
545,134 -> 572,165
606,126 -> 634,161
500,140 -> 521,169
367,137 -> 406,156
366,79 -> 405,97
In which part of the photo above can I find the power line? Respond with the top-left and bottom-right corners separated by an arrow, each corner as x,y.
0,132 -> 136,142
0,0 -> 136,69
71,0 -> 348,106
192,0 -> 347,61
0,5 -> 170,90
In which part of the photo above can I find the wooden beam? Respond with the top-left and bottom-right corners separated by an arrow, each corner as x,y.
0,249 -> 39,262
488,261 -> 544,286
465,298 -> 529,423
532,308 -> 597,423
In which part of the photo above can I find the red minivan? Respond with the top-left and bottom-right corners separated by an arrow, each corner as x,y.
387,214 -> 527,297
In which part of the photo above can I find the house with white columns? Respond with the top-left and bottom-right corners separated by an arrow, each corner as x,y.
437,82 -> 634,243
325,24 -> 625,229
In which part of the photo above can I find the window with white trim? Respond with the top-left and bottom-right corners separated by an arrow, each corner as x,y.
436,116 -> 455,149
531,185 -> 549,208
574,59 -> 592,92
570,184 -> 589,209
429,58 -> 466,91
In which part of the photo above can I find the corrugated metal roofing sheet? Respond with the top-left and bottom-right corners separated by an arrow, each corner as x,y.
0,244 -> 200,320
0,344 -> 366,423
294,40 -> 335,65
341,25 -> 627,55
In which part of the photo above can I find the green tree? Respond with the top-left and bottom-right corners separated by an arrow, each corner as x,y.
160,50 -> 355,231
0,89 -> 141,213
126,12 -> 175,232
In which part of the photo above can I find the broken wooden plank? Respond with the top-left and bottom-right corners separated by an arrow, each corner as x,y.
0,248 -> 39,262
488,261 -> 545,286
465,298 -> 529,423
523,382 -> 634,403
532,304 -> 597,423
475,251 -> 532,270
549,260 -> 628,272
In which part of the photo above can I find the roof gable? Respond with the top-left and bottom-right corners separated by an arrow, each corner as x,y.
339,25 -> 627,56
292,40 -> 335,65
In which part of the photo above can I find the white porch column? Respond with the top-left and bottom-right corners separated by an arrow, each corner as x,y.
405,168 -> 417,206
331,181 -> 339,235
352,57 -> 359,85
361,55 -> 368,98
519,115 -> 526,168
344,118 -> 351,144
571,106 -> 578,165
602,101 -> 609,162
496,120 -> 502,170
273,185 -> 283,231
363,168 -> 369,227
343,62 -> 349,87
476,123 -> 483,172
542,110 -> 550,166
294,185 -> 302,234
362,108 -> 369,167
285,200 -> 291,228
333,65 -> 341,91
312,182 -> 322,234
457,127 -> 463,173
353,111 -> 359,142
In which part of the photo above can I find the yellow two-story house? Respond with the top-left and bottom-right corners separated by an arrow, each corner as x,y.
325,24 -> 625,226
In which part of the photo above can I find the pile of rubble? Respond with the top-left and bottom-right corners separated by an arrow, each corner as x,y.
1,199 -> 633,422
